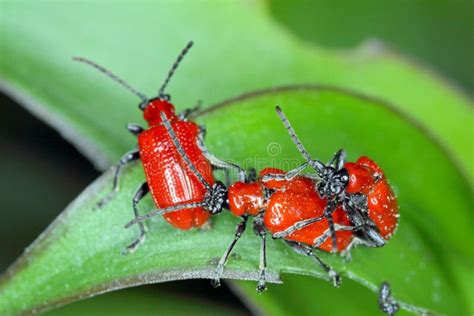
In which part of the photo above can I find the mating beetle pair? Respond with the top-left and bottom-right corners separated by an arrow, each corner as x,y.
75,41 -> 400,315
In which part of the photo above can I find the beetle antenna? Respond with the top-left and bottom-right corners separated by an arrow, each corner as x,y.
73,57 -> 148,102
160,111 -> 212,191
158,41 -> 194,100
275,106 -> 325,174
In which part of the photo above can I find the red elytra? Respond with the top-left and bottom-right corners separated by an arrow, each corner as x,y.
74,42 -> 228,240
265,191 -> 353,252
345,156 -> 398,240
138,98 -> 213,230
228,168 -> 353,252
258,167 -> 315,194
259,168 -> 353,252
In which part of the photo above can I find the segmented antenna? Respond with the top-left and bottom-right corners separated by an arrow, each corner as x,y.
158,41 -> 194,100
275,106 -> 325,174
275,106 -> 313,162
160,112 -> 212,191
73,57 -> 148,102
125,202 -> 206,228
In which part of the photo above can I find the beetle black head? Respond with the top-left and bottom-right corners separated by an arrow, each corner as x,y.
204,181 -> 228,215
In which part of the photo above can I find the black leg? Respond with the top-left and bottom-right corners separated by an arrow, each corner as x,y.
247,168 -> 257,183
126,123 -> 144,136
378,282 -> 400,316
325,199 -> 338,253
261,162 -> 309,183
272,215 -> 326,239
123,182 -> 149,254
124,201 -> 206,228
211,164 -> 231,187
96,149 -> 140,209
327,149 -> 347,170
252,216 -> 268,292
211,216 -> 249,288
197,126 -> 246,182
344,195 -> 386,249
178,100 -> 202,120
311,224 -> 361,262
340,236 -> 384,261
285,240 -> 341,287
271,199 -> 338,253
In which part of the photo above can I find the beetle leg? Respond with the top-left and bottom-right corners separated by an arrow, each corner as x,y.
212,165 -> 231,187
178,100 -> 202,121
253,215 -> 268,292
285,240 -> 341,287
197,125 -> 246,182
324,199 -> 339,253
125,201 -> 206,227
272,199 -> 338,253
123,182 -> 149,254
261,162 -> 310,183
343,196 -> 386,252
126,123 -> 144,136
96,149 -> 140,209
340,236 -> 381,261
327,149 -> 347,170
211,216 -> 249,288
272,215 -> 326,239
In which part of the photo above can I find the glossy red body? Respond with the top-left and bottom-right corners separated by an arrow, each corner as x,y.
228,168 -> 353,252
138,99 -> 213,230
344,156 -> 399,240
261,169 -> 353,252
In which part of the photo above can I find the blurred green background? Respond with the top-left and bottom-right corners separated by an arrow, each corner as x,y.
0,0 -> 472,315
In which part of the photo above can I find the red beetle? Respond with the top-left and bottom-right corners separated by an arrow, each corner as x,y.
126,122 -> 348,291
124,106 -> 398,291
225,167 -> 352,290
75,42 -> 242,253
262,106 -> 399,256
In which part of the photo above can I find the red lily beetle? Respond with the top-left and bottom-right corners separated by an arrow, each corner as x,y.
262,106 -> 399,257
74,42 -> 243,253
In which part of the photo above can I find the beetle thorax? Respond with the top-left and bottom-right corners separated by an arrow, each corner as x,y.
228,182 -> 264,217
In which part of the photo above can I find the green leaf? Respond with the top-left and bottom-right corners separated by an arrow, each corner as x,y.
234,276 -> 409,316
44,286 -> 244,316
0,88 -> 471,315
1,1 -> 472,315
0,0 -> 472,180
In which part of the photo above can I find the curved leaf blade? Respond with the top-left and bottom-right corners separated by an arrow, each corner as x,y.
0,88 -> 470,315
